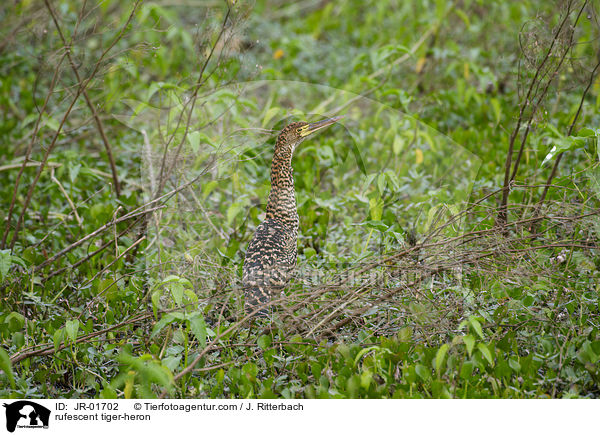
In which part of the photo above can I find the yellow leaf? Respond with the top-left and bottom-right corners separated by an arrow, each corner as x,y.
463,62 -> 470,80
415,148 -> 424,165
393,136 -> 404,155
273,49 -> 284,60
124,372 -> 135,399
415,57 -> 426,74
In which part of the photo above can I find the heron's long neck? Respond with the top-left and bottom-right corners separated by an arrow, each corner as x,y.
265,146 -> 299,229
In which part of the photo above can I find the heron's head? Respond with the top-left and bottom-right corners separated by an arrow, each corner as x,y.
275,116 -> 342,155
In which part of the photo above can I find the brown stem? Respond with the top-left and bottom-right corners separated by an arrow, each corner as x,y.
0,53 -> 67,249
510,1 -> 587,186
155,6 -> 232,196
10,312 -> 151,365
43,0 -> 121,196
42,216 -> 141,281
497,0 -> 577,227
533,57 -> 600,223
7,0 -> 142,250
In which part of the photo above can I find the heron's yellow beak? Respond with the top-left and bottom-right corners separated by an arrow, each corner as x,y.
298,116 -> 343,137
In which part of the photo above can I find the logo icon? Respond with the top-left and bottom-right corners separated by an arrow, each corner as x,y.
3,401 -> 50,432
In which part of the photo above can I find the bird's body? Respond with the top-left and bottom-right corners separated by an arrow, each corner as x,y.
242,118 -> 341,316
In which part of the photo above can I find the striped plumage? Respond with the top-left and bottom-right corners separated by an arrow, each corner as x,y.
243,118 -> 341,316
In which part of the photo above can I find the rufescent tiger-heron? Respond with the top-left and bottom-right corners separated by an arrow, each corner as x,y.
242,116 -> 342,316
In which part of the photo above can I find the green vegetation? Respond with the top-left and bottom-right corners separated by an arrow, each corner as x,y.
1,0 -> 599,399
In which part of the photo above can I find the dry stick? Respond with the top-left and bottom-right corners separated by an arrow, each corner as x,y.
159,320 -> 246,398
316,280 -> 425,341
49,167 -> 83,227
314,221 -> 600,340
10,312 -> 151,365
44,0 -> 121,196
305,279 -> 382,338
8,1 -> 142,250
0,162 -> 62,172
285,202 -> 598,328
0,13 -> 32,54
33,205 -> 163,272
156,7 -> 232,196
131,7 -> 232,269
182,175 -> 227,240
9,293 -> 203,365
77,236 -> 147,321
43,216 -> 141,281
0,52 -> 67,249
510,2 -> 587,186
497,0 -> 576,227
33,165 -> 213,273
534,57 -> 600,222
159,299 -> 287,398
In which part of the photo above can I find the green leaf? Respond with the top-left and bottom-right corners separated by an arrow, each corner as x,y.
369,197 -> 383,221
257,335 -> 272,350
184,289 -> 199,305
490,98 -> 501,125
0,250 -> 12,281
360,370 -> 373,389
99,381 -> 118,399
460,361 -> 473,380
577,341 -> 598,364
415,364 -> 431,381
469,318 -> 484,339
227,202 -> 244,225
393,136 -> 405,155
365,220 -> 388,232
398,327 -> 412,342
151,290 -> 161,318
542,135 -> 589,166
576,127 -> 595,137
65,319 -> 80,343
243,362 -> 258,380
189,315 -> 207,347
170,282 -> 183,306
508,358 -> 521,372
68,163 -> 81,183
0,347 -> 15,389
377,173 -> 387,195
477,343 -> 494,367
435,344 -> 449,375
463,334 -> 475,357
5,312 -> 25,332
151,313 -> 176,339
12,332 -> 24,349
353,346 -> 390,366
384,170 -> 402,191
53,328 -> 64,353
43,114 -> 60,132
262,107 -> 280,128
162,355 -> 182,371
454,8 -> 470,27
162,275 -> 183,284
188,131 -> 201,153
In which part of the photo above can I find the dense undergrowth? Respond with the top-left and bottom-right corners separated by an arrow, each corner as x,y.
1,0 -> 599,398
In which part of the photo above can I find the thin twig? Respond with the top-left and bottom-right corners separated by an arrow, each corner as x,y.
497,0 -> 579,227
7,0 -> 142,250
43,0 -> 122,196
50,167 -> 83,227
533,57 -> 600,220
